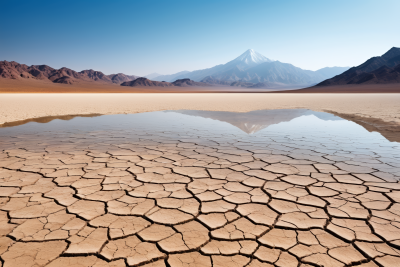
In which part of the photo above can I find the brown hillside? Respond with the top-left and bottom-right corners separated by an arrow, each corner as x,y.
121,77 -> 174,87
0,61 -> 138,85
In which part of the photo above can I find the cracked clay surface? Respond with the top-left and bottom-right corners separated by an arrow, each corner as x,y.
0,115 -> 400,267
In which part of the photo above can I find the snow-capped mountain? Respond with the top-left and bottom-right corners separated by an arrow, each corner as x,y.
152,49 -> 273,82
152,49 -> 349,88
225,49 -> 273,70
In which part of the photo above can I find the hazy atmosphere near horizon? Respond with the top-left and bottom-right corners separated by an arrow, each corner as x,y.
1,0 -> 399,76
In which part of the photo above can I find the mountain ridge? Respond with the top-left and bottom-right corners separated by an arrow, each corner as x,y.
108,73 -> 140,84
0,61 -> 139,85
317,47 -> 400,86
121,77 -> 173,87
144,72 -> 163,80
152,49 -> 349,88
150,71 -> 191,83
0,48 -> 352,89
120,77 -> 210,87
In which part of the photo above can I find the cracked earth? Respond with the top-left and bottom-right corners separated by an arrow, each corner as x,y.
0,126 -> 399,267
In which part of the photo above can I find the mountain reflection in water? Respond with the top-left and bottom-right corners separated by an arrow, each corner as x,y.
0,109 -> 398,145
167,109 -> 343,134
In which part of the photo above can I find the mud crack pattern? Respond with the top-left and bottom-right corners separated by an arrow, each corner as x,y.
0,129 -> 399,267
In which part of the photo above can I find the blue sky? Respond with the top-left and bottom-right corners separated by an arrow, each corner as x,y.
1,0 -> 399,76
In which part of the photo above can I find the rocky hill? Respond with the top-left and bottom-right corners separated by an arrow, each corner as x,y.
149,71 -> 190,83
317,47 -> 400,86
107,73 -> 139,84
172,79 -> 210,87
121,78 -> 211,87
120,77 -> 174,87
0,61 -> 138,85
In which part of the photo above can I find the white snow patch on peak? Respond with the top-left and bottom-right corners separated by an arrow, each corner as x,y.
234,49 -> 273,65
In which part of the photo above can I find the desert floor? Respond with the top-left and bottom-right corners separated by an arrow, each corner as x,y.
0,111 -> 399,266
1,93 -> 400,142
1,88 -> 400,267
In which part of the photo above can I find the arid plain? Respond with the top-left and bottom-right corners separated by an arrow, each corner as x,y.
0,88 -> 400,267
1,105 -> 400,267
1,91 -> 400,142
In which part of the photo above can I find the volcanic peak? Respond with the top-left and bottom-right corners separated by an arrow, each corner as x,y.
234,49 -> 273,65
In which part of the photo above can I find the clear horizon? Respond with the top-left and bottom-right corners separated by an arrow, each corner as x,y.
1,0 -> 399,76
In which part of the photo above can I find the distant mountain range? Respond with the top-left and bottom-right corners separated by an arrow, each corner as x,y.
151,49 -> 349,88
0,61 -> 139,85
0,61 -> 210,88
4,48 -> 398,90
317,47 -> 400,86
121,77 -> 173,87
121,78 -> 209,87
144,73 -> 163,80
147,71 -> 191,83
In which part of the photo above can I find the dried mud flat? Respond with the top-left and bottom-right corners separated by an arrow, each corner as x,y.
0,124 -> 399,267
1,94 -> 400,127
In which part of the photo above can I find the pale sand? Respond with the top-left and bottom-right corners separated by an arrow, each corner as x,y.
1,93 -> 400,126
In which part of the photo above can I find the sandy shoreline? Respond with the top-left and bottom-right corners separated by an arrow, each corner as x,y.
0,93 -> 399,124
1,93 -> 400,141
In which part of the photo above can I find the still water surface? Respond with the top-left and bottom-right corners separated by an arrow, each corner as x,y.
1,109 -> 399,168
